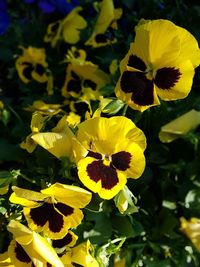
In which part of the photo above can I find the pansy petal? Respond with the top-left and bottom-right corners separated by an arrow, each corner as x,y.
62,7 -> 87,44
41,183 -> 92,208
180,217 -> 200,252
7,220 -> 64,267
78,157 -> 127,200
159,109 -> 200,143
71,240 -> 99,267
52,230 -> 78,250
10,186 -> 45,207
155,59 -> 194,101
32,132 -> 73,160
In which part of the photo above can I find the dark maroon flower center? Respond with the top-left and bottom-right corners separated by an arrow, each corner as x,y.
86,151 -> 131,189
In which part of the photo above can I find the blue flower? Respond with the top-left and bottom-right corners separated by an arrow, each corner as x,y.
24,0 -> 79,14
0,0 -> 10,35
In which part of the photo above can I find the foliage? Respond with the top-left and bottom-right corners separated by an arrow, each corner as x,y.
0,0 -> 200,266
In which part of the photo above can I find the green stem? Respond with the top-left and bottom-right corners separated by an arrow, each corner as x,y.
122,104 -> 128,116
20,173 -> 36,184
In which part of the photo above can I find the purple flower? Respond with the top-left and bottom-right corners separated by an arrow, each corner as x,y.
24,0 -> 79,14
0,0 -> 10,35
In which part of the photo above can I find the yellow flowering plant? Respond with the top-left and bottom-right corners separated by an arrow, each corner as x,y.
1,1 -> 200,266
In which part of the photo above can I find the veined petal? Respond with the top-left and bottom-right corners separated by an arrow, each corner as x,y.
32,132 -> 73,160
77,116 -> 146,150
41,183 -> 92,208
135,19 -> 181,64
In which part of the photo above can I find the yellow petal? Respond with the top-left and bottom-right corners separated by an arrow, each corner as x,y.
41,183 -> 92,208
10,186 -> 46,206
62,7 -> 87,44
32,132 -> 73,160
159,109 -> 200,143
180,217 -> 200,252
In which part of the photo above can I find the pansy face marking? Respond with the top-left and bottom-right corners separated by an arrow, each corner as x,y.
29,200 -> 74,233
75,116 -> 146,199
115,19 -> 200,112
9,183 -> 92,239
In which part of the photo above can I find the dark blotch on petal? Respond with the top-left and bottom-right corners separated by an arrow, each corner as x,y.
95,33 -> 108,43
112,151 -> 131,171
87,150 -> 102,160
67,79 -> 82,94
87,160 -> 119,189
154,67 -> 181,90
55,202 -> 74,216
15,242 -> 31,263
128,55 -> 146,71
74,102 -> 90,115
83,79 -> 97,90
52,232 -> 73,248
35,64 -> 45,76
30,202 -> 50,227
22,65 -> 34,80
30,202 -> 64,233
121,71 -> 154,106
71,70 -> 80,80
48,206 -> 64,233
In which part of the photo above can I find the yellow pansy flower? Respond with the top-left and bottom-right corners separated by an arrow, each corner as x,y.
159,109 -> 200,142
9,183 -> 92,239
75,116 -> 146,199
85,0 -> 122,47
44,7 -> 87,47
7,220 -> 64,267
61,60 -> 110,100
20,112 -> 47,153
180,217 -> 200,252
115,19 -> 200,112
16,47 -> 48,83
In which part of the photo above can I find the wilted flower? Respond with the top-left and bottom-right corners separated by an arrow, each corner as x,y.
115,19 -> 200,112
9,183 -> 92,239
